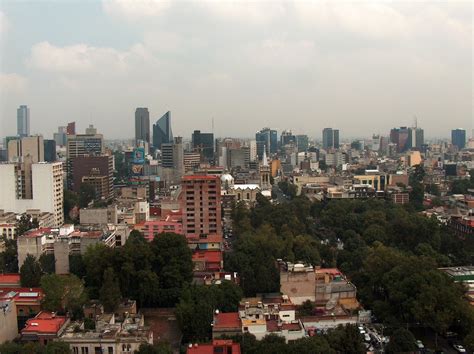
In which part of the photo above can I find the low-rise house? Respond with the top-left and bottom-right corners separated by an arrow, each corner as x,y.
187,340 -> 241,354
192,250 -> 223,272
440,266 -> 474,306
57,312 -> 152,354
0,274 -> 21,288
21,311 -> 70,344
212,312 -> 242,339
0,287 -> 44,329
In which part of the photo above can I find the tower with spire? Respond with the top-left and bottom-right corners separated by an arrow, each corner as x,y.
260,146 -> 271,190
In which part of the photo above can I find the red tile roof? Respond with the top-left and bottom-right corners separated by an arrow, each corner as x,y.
23,228 -> 52,238
22,311 -> 67,335
214,312 -> 241,330
0,274 -> 21,286
192,250 -> 222,263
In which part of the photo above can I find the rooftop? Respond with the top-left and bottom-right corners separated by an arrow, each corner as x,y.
22,311 -> 68,335
213,312 -> 241,330
192,250 -> 223,263
187,340 -> 241,354
0,273 -> 20,286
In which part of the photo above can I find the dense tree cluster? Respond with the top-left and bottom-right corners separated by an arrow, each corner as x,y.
228,324 -> 365,354
176,281 -> 243,341
0,341 -> 70,354
75,231 -> 193,307
227,192 -> 474,345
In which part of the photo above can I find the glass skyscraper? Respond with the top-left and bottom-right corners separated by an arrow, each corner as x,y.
452,129 -> 466,150
322,128 -> 339,149
153,111 -> 173,150
17,105 -> 30,137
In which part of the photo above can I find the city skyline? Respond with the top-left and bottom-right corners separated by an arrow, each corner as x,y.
0,1 -> 471,139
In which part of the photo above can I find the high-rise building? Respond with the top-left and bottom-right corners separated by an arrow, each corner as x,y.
0,161 -> 64,226
67,122 -> 76,135
161,137 -> 185,180
66,129 -> 104,189
71,155 -> 114,201
407,127 -> 424,150
135,108 -> 150,146
296,135 -> 309,152
152,111 -> 173,150
54,126 -> 68,146
43,140 -> 56,162
256,128 -> 277,159
280,130 -> 296,146
452,129 -> 466,150
181,175 -> 222,237
17,105 -> 30,138
322,128 -> 339,149
192,130 -> 214,162
8,135 -> 44,163
390,127 -> 410,153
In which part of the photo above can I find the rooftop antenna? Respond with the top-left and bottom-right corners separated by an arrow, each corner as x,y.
413,115 -> 418,129
212,117 -> 214,135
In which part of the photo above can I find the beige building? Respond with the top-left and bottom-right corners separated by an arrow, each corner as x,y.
0,162 -> 64,227
80,205 -> 118,225
58,313 -> 152,354
8,136 -> 44,163
280,263 -> 316,305
17,224 -> 120,273
0,300 -> 18,344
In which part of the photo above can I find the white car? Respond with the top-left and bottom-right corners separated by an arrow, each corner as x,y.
453,344 -> 466,353
415,340 -> 424,349
364,334 -> 371,342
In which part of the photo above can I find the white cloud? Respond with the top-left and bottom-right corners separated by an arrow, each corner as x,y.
0,11 -> 9,35
103,0 -> 171,21
0,72 -> 27,93
27,41 -> 154,75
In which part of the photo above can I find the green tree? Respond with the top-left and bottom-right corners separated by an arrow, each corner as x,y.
326,324 -> 365,354
20,254 -> 42,287
39,253 -> 56,274
79,183 -> 97,208
385,328 -> 416,354
151,233 -> 193,306
99,267 -> 121,313
63,189 -> 79,221
41,274 -> 87,317
0,239 -> 19,273
16,214 -> 36,236
135,343 -> 173,354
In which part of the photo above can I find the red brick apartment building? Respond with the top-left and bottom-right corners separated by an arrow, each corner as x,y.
181,175 -> 222,237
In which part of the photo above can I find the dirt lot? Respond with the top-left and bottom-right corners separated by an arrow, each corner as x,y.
142,308 -> 182,353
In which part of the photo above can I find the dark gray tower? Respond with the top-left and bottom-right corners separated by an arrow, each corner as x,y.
135,107 -> 150,145
153,111 -> 173,150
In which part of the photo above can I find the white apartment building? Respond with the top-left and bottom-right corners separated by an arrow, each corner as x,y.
0,162 -> 64,227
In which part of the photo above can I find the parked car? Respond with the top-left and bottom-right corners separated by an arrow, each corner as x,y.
364,334 -> 371,342
415,340 -> 424,350
452,344 -> 466,353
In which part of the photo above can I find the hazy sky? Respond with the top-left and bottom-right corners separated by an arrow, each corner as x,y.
0,1 -> 472,140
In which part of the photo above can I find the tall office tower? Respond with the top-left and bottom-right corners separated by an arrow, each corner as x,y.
192,130 -> 214,162
152,111 -> 173,150
161,137 -> 185,180
280,130 -> 296,146
256,128 -> 277,159
181,175 -> 222,237
135,108 -> 150,146
407,127 -> 424,150
66,128 -> 104,189
54,126 -> 68,146
17,105 -> 30,137
322,128 -> 340,149
0,161 -> 64,226
249,140 -> 257,161
452,129 -> 466,150
390,127 -> 410,153
296,135 -> 309,152
71,155 -> 114,200
8,135 -> 44,163
44,140 -> 56,162
67,122 -> 76,135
